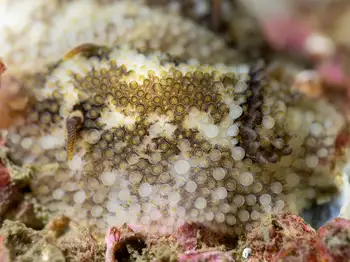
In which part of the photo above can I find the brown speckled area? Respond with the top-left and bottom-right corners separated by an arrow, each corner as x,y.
4,45 -> 346,237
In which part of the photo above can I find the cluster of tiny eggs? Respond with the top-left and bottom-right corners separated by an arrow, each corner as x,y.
6,47 -> 344,235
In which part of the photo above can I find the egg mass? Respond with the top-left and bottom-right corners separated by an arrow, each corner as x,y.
6,45 -> 345,235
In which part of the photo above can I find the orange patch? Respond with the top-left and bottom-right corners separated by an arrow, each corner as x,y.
0,58 -> 6,74
63,43 -> 101,60
293,71 -> 323,98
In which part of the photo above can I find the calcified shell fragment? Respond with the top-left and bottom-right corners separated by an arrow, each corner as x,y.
6,45 -> 346,235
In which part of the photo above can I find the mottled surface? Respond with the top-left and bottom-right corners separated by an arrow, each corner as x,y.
1,1 -> 350,262
239,213 -> 318,261
316,217 -> 350,262
0,218 -> 105,262
0,0 -> 237,73
4,45 -> 346,237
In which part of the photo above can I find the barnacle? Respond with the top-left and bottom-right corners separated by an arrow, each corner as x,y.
5,44 -> 346,236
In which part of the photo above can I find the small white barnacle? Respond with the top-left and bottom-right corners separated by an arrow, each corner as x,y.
242,247 -> 252,259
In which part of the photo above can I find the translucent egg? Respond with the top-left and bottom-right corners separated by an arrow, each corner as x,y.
174,160 -> 190,174
227,124 -> 239,136
204,124 -> 220,138
232,147 -> 245,161
229,104 -> 243,120
73,190 -> 86,204
185,180 -> 198,193
138,183 -> 152,197
100,172 -> 116,186
194,197 -> 207,209
238,172 -> 254,186
212,168 -> 226,181
262,116 -> 275,129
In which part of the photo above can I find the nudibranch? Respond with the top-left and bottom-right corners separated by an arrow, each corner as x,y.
4,45 -> 347,236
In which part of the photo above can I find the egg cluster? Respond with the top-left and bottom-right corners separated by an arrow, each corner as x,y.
5,45 -> 345,236
0,0 -> 237,73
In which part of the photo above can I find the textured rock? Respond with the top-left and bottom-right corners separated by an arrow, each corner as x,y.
316,218 -> 350,262
0,217 -> 105,262
240,213 -> 318,261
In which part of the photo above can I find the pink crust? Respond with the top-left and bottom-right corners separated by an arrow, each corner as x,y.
0,59 -> 6,75
244,215 -> 350,261
316,218 -> 350,262
244,214 -> 318,261
317,58 -> 347,88
105,227 -> 121,262
0,160 -> 10,188
0,235 -> 7,262
261,17 -> 350,100
0,73 -> 28,129
261,18 -> 312,54
0,156 -> 22,218
178,250 -> 234,262
0,158 -> 11,262
173,222 -> 226,251
104,222 -> 237,261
